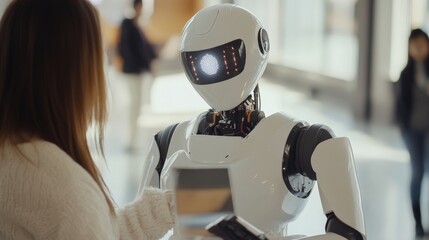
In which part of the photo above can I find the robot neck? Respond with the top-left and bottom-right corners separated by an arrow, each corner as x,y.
200,95 -> 265,137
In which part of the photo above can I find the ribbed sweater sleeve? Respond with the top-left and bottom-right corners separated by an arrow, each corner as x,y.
117,188 -> 175,239
0,141 -> 175,240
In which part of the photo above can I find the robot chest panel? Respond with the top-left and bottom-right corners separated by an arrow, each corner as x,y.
161,133 -> 309,229
187,133 -> 284,166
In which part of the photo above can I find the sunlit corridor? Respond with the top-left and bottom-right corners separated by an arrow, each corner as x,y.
100,68 -> 415,240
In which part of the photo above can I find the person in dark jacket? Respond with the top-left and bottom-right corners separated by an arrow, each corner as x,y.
395,28 -> 429,238
118,0 -> 157,152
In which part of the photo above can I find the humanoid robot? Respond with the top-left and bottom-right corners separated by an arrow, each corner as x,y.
139,4 -> 366,240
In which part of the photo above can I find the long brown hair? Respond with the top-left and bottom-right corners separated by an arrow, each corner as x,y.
0,0 -> 114,212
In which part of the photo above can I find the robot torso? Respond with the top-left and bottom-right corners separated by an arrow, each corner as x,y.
159,111 -> 315,237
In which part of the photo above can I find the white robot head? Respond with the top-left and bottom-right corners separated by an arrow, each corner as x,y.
180,4 -> 269,111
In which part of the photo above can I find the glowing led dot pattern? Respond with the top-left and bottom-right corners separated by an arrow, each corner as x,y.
181,39 -> 246,85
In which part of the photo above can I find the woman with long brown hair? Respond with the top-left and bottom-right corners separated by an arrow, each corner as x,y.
0,0 -> 174,239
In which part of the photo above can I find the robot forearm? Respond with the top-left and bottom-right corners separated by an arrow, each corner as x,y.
294,233 -> 347,240
311,137 -> 366,240
139,123 -> 179,193
138,137 -> 160,193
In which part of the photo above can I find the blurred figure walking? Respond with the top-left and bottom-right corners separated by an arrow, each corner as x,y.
395,28 -> 429,238
118,0 -> 157,152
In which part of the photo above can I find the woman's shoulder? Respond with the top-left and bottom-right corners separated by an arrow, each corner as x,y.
0,140 -> 116,239
0,140 -> 98,190
120,18 -> 135,29
398,63 -> 414,81
0,139 -> 106,211
17,139 -> 71,161
6,140 -> 76,169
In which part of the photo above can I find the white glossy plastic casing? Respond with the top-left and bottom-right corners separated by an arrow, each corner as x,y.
140,112 -> 311,238
139,112 -> 366,239
180,4 -> 268,111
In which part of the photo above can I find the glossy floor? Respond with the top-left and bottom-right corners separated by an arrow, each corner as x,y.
98,69 -> 427,240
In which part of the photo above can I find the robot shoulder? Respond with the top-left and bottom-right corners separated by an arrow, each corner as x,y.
263,112 -> 297,125
247,111 -> 300,138
282,122 -> 336,198
154,111 -> 208,177
294,123 -> 335,180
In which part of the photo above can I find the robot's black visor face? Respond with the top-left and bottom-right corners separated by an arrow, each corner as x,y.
181,39 -> 246,85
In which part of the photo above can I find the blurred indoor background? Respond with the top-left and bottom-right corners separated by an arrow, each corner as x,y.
2,0 -> 429,239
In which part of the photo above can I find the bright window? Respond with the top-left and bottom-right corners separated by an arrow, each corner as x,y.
235,0 -> 358,81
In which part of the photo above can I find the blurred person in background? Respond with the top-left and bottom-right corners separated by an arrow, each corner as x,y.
118,0 -> 157,153
0,0 -> 174,239
395,28 -> 429,238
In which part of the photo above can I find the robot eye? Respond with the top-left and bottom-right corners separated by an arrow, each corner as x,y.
200,54 -> 219,76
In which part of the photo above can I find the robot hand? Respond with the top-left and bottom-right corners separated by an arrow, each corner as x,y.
205,215 -> 347,240
206,215 -> 268,240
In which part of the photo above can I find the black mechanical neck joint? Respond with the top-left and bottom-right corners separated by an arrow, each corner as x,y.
198,95 -> 264,137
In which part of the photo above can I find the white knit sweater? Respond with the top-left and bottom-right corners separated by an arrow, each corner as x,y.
0,140 -> 175,239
